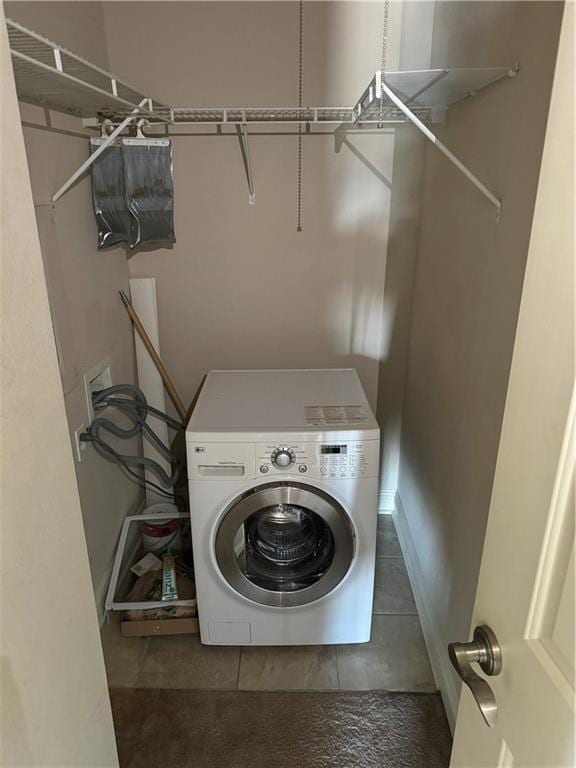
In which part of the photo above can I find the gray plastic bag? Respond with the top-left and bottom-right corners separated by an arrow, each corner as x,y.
124,140 -> 176,248
90,142 -> 132,248
90,138 -> 175,250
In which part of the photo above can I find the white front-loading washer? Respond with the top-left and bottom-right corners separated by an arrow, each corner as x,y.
186,369 -> 380,645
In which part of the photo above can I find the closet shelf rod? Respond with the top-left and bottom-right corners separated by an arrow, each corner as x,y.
52,99 -> 148,204
104,108 -> 431,127
378,75 -> 502,213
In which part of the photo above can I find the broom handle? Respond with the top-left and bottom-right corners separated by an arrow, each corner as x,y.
119,291 -> 187,422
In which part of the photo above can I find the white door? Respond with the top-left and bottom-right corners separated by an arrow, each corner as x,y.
449,4 -> 575,766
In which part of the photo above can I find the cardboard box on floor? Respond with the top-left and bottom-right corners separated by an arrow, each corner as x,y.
121,616 -> 199,637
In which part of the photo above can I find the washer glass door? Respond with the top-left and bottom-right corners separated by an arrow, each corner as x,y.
215,482 -> 355,607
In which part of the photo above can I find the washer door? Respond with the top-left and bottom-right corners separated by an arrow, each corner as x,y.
215,482 -> 355,607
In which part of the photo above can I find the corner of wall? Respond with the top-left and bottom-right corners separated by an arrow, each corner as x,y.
375,0 -> 435,504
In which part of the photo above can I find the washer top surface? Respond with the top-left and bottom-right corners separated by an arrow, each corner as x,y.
186,369 -> 378,439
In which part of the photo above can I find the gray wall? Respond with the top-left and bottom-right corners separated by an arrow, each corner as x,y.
103,1 -> 409,501
395,0 -> 563,723
5,1 -> 142,613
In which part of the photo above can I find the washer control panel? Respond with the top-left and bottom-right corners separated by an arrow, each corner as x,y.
188,441 -> 379,480
255,440 -> 378,479
318,442 -> 369,478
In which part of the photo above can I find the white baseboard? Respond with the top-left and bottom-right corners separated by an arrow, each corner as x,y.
393,491 -> 459,732
378,489 -> 396,514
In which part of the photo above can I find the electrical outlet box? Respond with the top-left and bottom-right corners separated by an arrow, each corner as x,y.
74,424 -> 87,462
84,359 -> 112,421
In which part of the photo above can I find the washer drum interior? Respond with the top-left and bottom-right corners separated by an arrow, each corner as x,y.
214,482 -> 355,608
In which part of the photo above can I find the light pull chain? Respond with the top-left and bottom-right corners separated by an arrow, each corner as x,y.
296,0 -> 303,232
379,0 -> 390,123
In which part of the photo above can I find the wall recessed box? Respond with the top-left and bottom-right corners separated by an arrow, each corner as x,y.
84,359 -> 112,421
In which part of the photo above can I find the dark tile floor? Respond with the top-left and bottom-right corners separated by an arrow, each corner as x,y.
101,515 -> 436,692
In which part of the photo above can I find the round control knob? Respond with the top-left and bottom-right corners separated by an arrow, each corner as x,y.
271,447 -> 295,469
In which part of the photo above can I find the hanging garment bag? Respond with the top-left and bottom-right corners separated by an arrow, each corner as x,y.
90,139 -> 132,248
90,137 -> 175,250
123,138 -> 176,249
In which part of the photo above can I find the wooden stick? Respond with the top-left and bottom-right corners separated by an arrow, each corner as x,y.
119,290 -> 187,422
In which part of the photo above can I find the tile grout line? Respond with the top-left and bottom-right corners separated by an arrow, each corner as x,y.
235,647 -> 243,690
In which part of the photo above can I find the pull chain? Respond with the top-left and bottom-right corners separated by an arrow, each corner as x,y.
379,0 -> 390,122
296,0 -> 303,233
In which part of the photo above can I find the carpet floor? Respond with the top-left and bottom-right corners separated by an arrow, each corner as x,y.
110,688 -> 452,768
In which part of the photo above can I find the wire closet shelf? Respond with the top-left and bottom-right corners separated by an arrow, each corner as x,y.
7,17 -> 518,212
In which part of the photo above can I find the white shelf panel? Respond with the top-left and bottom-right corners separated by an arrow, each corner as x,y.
7,18 -> 170,122
7,17 -> 514,129
354,66 -> 516,122
5,16 -> 516,212
386,66 -> 515,107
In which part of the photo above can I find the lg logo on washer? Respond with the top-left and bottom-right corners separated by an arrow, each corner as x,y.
188,442 -> 255,479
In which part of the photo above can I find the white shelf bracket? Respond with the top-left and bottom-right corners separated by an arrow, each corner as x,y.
51,98 -> 149,205
377,76 -> 502,217
237,123 -> 256,205
334,124 -> 347,154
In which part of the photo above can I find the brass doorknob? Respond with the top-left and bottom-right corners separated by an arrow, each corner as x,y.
448,625 -> 502,727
